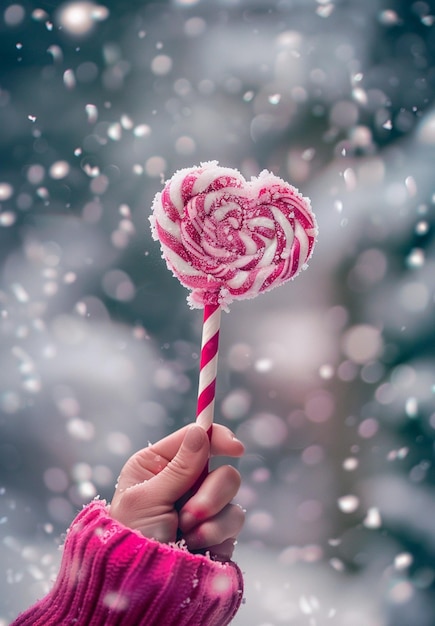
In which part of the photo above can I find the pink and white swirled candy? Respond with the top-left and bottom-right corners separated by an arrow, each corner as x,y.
150,161 -> 317,309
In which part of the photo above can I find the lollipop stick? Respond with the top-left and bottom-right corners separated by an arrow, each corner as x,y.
194,302 -> 221,488
196,303 -> 221,432
176,303 -> 221,518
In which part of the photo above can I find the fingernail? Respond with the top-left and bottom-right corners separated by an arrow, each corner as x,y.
184,426 -> 205,452
224,427 -> 242,445
231,433 -> 244,449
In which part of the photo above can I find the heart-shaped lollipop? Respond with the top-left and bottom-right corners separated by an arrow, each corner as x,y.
150,160 -> 317,444
150,161 -> 317,311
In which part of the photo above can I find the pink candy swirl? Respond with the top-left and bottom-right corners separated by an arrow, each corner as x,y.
150,161 -> 317,309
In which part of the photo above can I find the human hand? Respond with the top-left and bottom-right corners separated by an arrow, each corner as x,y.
110,424 -> 245,560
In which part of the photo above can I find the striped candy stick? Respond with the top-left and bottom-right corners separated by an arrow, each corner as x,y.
194,302 -> 222,488
196,302 -> 222,432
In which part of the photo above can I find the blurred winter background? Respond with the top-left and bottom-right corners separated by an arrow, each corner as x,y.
0,0 -> 435,623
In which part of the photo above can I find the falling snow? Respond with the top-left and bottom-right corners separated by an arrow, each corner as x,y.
0,0 -> 435,624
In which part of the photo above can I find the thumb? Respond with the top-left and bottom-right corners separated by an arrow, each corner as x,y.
151,425 -> 209,504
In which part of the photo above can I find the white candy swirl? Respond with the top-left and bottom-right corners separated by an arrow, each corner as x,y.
150,161 -> 317,309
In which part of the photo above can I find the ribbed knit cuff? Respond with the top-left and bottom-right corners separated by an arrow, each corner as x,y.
12,499 -> 244,626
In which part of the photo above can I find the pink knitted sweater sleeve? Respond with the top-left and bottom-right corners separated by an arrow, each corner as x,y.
12,499 -> 244,626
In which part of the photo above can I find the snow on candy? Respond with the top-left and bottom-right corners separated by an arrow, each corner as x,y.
150,161 -> 318,309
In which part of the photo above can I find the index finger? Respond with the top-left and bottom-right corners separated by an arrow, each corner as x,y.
115,424 -> 244,493
150,423 -> 244,461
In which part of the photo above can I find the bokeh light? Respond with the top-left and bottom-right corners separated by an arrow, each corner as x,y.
1,1 -> 435,624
